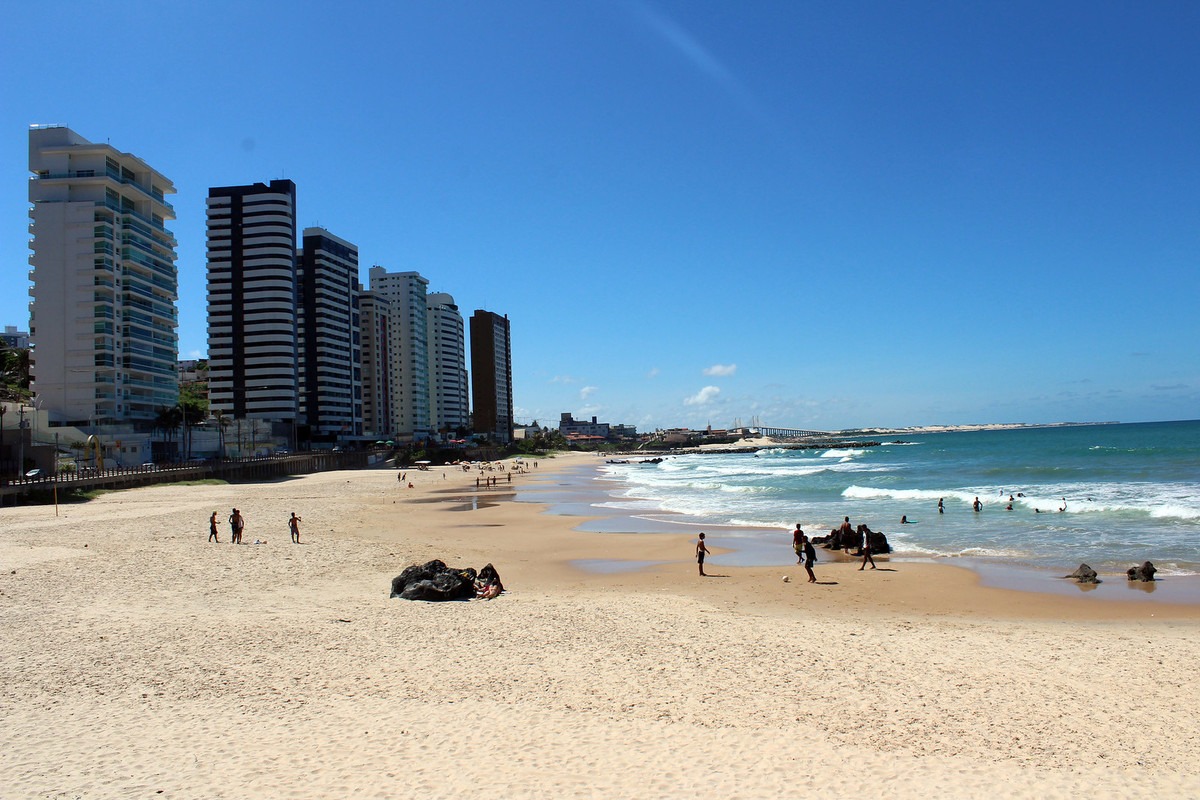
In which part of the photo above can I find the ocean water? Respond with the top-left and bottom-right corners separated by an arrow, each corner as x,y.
518,420 -> 1200,577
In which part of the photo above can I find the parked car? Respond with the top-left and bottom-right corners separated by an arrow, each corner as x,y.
25,468 -> 43,479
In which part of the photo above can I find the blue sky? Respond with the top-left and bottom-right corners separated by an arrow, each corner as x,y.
2,1 -> 1197,431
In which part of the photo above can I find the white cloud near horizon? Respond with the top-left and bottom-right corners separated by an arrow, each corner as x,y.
580,386 -> 598,400
703,363 -> 737,377
684,385 -> 721,406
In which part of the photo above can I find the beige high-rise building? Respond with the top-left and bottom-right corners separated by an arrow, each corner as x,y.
367,266 -> 430,440
28,125 -> 179,425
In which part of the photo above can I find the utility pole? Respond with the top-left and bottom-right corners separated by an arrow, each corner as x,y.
16,404 -> 26,478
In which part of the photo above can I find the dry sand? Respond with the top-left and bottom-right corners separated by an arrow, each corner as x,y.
2,453 -> 1198,799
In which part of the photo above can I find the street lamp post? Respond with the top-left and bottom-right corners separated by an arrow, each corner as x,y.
16,403 -> 27,478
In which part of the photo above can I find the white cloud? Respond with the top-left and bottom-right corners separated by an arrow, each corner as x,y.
684,386 -> 721,406
580,385 -> 598,400
646,367 -> 660,379
703,363 -> 737,377
550,375 -> 577,384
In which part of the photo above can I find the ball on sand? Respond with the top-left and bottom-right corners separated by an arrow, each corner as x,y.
782,575 -> 790,583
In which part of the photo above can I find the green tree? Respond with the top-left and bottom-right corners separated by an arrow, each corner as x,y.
0,341 -> 32,402
178,385 -> 208,461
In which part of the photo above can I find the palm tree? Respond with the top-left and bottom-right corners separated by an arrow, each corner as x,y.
180,399 -> 206,460
154,406 -> 183,460
213,409 -> 229,460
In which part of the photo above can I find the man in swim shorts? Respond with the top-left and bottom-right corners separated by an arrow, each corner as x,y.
696,532 -> 710,577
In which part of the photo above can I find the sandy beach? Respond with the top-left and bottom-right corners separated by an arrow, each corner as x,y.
2,453 -> 1198,798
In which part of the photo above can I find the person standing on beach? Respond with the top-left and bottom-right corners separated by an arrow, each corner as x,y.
229,508 -> 244,544
208,511 -> 220,543
792,524 -> 805,564
289,512 -> 302,544
839,516 -> 855,552
802,531 -> 817,583
696,532 -> 710,577
858,530 -> 877,571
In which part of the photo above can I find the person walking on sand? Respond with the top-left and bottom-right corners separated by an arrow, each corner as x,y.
208,511 -> 220,543
792,523 -> 805,564
228,508 -> 244,544
696,532 -> 711,577
802,531 -> 817,583
858,529 -> 877,570
289,512 -> 302,544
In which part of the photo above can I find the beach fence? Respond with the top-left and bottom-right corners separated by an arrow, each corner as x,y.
0,450 -> 370,506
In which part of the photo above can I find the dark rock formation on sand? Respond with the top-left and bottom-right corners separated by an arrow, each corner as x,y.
390,559 -> 477,601
812,524 -> 891,555
1063,564 -> 1100,584
1126,561 -> 1157,582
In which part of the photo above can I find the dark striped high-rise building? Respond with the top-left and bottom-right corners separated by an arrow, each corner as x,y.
297,227 -> 362,442
205,180 -> 298,428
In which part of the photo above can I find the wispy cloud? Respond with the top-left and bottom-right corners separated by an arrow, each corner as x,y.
581,385 -> 598,400
550,375 -> 577,384
703,363 -> 736,377
625,1 -> 771,126
684,385 -> 720,406
646,367 -> 660,379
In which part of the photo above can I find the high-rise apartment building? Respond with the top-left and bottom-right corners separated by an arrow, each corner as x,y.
358,291 -> 391,438
426,292 -> 469,435
206,180 -> 298,428
367,267 -> 430,440
28,125 -> 179,425
297,227 -> 362,442
469,310 -> 513,443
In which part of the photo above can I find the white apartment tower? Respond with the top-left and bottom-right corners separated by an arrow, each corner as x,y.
206,180 -> 298,426
367,266 -> 430,440
28,125 -> 179,425
426,292 -> 469,435
297,228 -> 362,442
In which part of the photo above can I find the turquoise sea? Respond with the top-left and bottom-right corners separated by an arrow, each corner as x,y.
517,420 -> 1200,583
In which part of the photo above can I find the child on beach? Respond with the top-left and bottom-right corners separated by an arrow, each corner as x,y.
696,533 -> 710,577
289,512 -> 302,543
801,531 -> 817,583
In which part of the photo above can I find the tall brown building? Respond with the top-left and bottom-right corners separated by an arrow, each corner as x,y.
469,310 -> 512,443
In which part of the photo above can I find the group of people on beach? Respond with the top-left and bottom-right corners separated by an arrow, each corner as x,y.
207,509 -> 302,544
695,516 -> 879,582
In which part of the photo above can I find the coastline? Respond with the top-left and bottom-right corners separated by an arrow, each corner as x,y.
2,453 -> 1199,797
523,455 -> 1200,611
